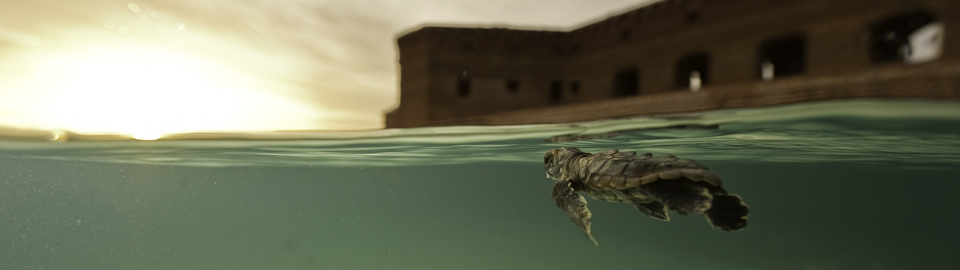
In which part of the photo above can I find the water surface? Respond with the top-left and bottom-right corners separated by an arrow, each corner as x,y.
2,100 -> 959,270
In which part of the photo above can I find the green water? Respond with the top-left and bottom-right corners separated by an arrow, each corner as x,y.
2,100 -> 960,269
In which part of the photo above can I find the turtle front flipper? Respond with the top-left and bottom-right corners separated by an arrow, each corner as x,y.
631,199 -> 670,221
552,180 -> 598,246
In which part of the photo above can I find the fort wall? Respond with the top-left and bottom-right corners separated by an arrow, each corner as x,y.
387,0 -> 960,128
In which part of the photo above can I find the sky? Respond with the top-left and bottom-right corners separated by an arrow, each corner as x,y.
0,0 -> 657,137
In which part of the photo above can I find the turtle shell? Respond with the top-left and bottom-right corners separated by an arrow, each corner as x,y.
577,149 -> 723,192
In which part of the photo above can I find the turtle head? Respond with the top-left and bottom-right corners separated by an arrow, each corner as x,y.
544,147 -> 586,181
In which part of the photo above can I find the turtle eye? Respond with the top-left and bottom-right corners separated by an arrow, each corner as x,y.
544,154 -> 553,164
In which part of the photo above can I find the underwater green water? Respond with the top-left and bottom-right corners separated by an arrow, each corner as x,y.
2,100 -> 960,270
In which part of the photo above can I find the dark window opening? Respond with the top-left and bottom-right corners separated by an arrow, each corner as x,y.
870,11 -> 941,63
505,79 -> 519,93
686,10 -> 701,22
620,29 -> 632,40
759,36 -> 806,79
457,77 -> 471,98
570,81 -> 580,94
675,53 -> 710,89
613,67 -> 639,97
550,80 -> 563,103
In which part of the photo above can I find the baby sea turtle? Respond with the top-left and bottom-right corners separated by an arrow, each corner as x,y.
544,147 -> 749,245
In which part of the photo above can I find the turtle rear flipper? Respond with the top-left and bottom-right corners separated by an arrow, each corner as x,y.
704,194 -> 749,231
631,199 -> 670,221
552,180 -> 598,246
643,179 -> 714,215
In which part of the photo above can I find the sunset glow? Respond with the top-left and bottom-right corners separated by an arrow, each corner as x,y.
0,1 -> 328,136
0,46 -> 322,137
0,0 -> 651,136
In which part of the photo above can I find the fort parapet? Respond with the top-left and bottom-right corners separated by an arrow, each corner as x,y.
386,0 -> 960,128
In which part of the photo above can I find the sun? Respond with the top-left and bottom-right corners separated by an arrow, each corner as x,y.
0,1 -> 352,136
1,46 -> 319,138
30,47 -> 248,138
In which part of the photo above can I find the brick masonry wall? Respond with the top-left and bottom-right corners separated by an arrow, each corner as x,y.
386,0 -> 960,128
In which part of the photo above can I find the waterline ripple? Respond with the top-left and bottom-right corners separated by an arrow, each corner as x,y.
1,100 -> 959,167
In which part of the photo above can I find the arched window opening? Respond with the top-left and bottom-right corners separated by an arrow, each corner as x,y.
759,36 -> 806,80
457,77 -> 471,98
870,11 -> 943,64
613,67 -> 640,97
505,79 -> 519,93
550,80 -> 563,103
675,53 -> 710,90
